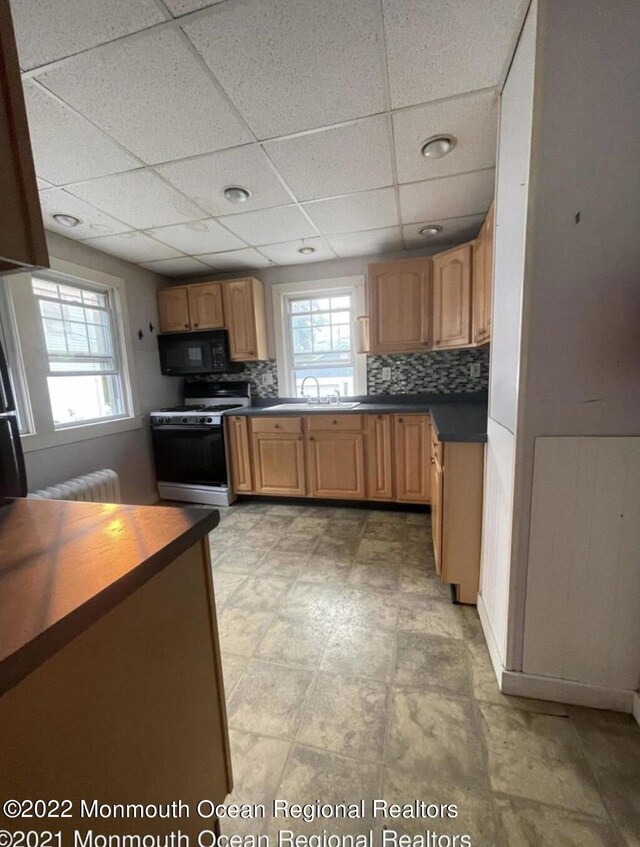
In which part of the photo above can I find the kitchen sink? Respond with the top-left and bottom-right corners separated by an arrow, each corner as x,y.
267,402 -> 361,411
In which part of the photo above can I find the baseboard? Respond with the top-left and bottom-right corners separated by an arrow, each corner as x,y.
477,595 -> 635,713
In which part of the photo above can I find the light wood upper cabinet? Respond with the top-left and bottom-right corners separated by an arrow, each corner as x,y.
472,203 -> 494,345
368,258 -> 431,353
394,414 -> 431,504
432,244 -> 472,349
0,1 -> 48,273
366,414 -> 394,501
251,418 -> 305,497
158,287 -> 190,333
222,278 -> 268,361
306,425 -> 366,500
226,415 -> 253,493
187,282 -> 224,330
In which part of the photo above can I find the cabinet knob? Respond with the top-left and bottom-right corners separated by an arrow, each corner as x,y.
194,322 -> 199,327
274,424 -> 280,429
435,339 -> 440,344
309,436 -> 315,441
184,323 -> 189,328
398,417 -> 403,423
377,415 -> 382,420
332,419 -> 338,424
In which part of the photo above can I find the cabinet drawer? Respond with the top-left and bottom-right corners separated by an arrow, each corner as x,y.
251,416 -> 302,434
306,414 -> 363,432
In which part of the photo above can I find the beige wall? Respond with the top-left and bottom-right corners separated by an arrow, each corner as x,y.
23,232 -> 181,504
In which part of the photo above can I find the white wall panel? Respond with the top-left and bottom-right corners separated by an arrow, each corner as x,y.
523,437 -> 640,690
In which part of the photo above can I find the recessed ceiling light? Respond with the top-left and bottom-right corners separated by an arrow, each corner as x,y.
53,213 -> 81,227
298,245 -> 316,255
420,135 -> 456,159
419,224 -> 443,237
223,186 -> 251,204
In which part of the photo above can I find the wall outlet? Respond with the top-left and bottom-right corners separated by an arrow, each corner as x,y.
262,372 -> 274,386
469,362 -> 481,379
382,366 -> 392,382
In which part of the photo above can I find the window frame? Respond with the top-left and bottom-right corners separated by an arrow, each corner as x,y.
3,258 -> 141,453
273,276 -> 367,398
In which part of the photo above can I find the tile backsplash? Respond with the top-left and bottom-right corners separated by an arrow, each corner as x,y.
205,348 -> 489,399
366,348 -> 490,395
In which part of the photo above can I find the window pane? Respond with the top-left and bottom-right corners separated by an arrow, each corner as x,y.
292,328 -> 312,353
294,367 -> 354,398
310,298 -> 331,312
311,313 -> 330,327
49,359 -> 113,373
290,299 -> 311,313
47,374 -> 123,426
331,296 -> 350,310
331,325 -> 351,348
291,315 -> 311,329
312,325 -> 331,351
331,310 -> 351,325
294,350 -> 351,366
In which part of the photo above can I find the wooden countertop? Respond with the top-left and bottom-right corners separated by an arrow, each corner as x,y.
0,498 -> 219,697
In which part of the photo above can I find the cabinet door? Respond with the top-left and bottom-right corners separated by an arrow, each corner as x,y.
430,432 -> 444,575
368,259 -> 431,353
366,414 -> 394,500
0,1 -> 49,273
223,278 -> 268,361
472,230 -> 488,345
158,287 -> 190,333
394,414 -> 430,503
483,203 -> 494,341
432,244 -> 472,349
252,432 -> 306,496
187,282 -> 224,330
227,416 -> 253,493
307,431 -> 366,500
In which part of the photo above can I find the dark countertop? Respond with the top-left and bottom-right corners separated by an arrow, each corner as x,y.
0,499 -> 219,696
226,394 -> 488,443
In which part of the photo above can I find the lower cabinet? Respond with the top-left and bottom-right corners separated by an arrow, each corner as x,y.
307,428 -> 366,499
430,426 -> 484,604
394,414 -> 431,503
251,417 -> 306,497
366,414 -> 394,501
227,415 -> 253,493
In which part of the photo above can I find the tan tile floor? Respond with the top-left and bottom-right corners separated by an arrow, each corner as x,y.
209,501 -> 640,847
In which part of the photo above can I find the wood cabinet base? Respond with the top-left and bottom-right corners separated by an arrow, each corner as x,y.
0,541 -> 232,814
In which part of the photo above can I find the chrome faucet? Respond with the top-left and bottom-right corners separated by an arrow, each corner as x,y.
301,375 -> 321,404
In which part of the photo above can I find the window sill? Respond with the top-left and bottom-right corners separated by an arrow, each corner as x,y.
21,415 -> 143,453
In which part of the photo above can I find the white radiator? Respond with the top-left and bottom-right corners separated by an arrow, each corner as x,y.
28,469 -> 121,504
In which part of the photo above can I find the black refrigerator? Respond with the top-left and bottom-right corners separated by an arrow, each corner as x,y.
0,339 -> 27,504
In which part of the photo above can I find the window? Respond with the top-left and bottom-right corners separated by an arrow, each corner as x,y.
274,277 -> 366,399
0,282 -> 31,433
31,275 -> 128,427
285,292 -> 355,398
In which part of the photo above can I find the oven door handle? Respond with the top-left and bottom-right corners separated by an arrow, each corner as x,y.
153,424 -> 221,432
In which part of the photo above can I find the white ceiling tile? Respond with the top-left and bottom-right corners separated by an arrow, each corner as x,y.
164,0 -> 224,16
197,249 -> 274,270
39,188 -> 132,239
82,232 -> 182,263
184,0 -> 386,138
141,257 -> 211,276
218,206 -> 316,246
402,214 -> 484,249
10,0 -> 166,70
24,82 -> 139,185
327,227 -> 403,258
266,118 -> 394,201
36,177 -> 54,190
38,28 -> 252,164
156,145 -> 292,217
302,188 -> 398,235
259,238 -> 334,265
66,170 -> 204,229
383,0 -> 529,108
148,219 -> 246,254
398,170 -> 495,224
393,90 -> 499,183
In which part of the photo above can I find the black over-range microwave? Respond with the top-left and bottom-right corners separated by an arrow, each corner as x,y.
158,329 -> 243,376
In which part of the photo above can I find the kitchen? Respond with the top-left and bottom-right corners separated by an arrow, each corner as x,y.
1,1 -> 640,846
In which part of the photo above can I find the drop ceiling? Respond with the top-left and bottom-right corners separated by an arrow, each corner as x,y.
13,0 -> 529,277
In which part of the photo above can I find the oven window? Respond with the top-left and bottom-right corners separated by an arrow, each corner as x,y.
152,426 -> 227,486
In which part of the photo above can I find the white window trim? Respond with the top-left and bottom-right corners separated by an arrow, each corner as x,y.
272,275 -> 367,397
4,257 -> 142,453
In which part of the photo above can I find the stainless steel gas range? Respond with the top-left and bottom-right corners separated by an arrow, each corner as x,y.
150,380 -> 251,506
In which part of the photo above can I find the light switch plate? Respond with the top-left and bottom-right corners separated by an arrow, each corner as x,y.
262,372 -> 274,386
382,366 -> 392,381
470,362 -> 481,379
